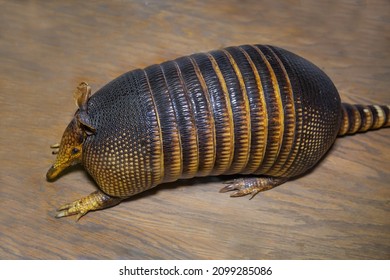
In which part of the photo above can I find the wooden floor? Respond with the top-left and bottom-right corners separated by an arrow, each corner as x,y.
0,0 -> 389,260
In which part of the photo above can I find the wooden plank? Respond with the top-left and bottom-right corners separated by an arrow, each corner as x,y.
0,0 -> 389,259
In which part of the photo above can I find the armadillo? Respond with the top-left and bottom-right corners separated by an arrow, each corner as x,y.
46,44 -> 389,220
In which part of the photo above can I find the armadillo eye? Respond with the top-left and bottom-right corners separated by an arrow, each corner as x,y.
71,148 -> 80,155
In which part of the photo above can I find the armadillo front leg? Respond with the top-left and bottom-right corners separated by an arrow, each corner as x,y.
56,190 -> 123,220
220,176 -> 288,199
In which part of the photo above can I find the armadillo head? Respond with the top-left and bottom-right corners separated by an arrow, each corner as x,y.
46,82 -> 96,181
46,118 -> 85,181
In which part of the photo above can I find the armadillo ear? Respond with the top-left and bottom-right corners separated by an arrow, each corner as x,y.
73,82 -> 91,111
77,112 -> 96,135
74,82 -> 96,135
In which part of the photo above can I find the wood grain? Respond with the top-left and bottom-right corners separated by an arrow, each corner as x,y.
0,0 -> 389,259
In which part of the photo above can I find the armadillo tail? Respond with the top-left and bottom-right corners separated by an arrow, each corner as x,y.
338,103 -> 390,136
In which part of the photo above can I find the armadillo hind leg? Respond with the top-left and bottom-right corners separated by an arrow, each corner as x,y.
55,190 -> 123,220
220,176 -> 288,199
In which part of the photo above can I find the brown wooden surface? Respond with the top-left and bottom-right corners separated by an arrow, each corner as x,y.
0,0 -> 389,260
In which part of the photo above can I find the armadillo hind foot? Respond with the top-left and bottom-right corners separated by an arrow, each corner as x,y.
220,176 -> 288,199
55,190 -> 123,220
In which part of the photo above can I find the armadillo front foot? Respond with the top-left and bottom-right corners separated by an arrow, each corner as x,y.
220,176 -> 288,199
56,190 -> 122,220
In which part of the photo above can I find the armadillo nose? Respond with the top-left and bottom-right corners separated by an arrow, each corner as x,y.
46,165 -> 60,181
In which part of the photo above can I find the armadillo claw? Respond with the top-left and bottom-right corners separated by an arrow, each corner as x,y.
220,178 -> 262,199
56,201 -> 87,220
220,177 -> 288,199
50,143 -> 60,154
220,178 -> 246,193
55,190 -> 122,220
